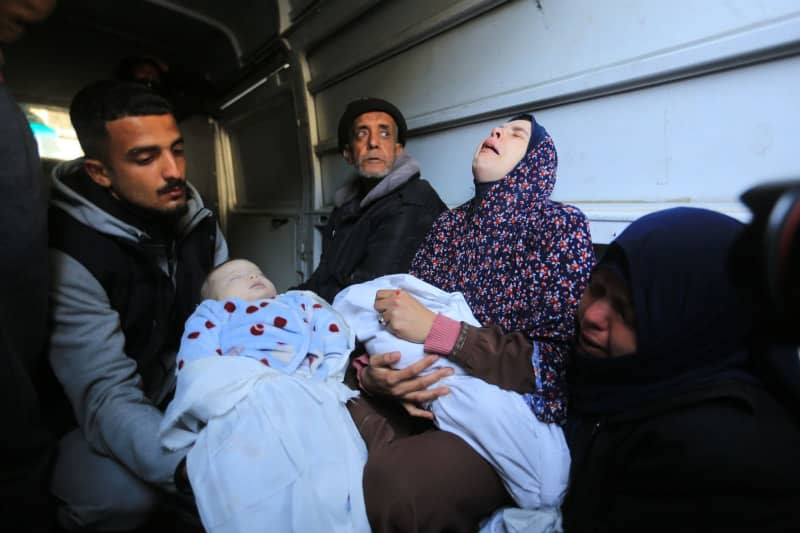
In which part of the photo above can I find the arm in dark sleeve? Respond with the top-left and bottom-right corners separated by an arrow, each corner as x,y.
349,191 -> 443,284
446,323 -> 537,394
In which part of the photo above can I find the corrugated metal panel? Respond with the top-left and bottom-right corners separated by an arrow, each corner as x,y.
304,0 -> 800,242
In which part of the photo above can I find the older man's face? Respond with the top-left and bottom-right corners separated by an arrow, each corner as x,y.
344,111 -> 404,179
471,119 -> 531,183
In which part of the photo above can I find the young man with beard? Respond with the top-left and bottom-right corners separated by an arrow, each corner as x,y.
296,97 -> 446,303
47,80 -> 228,530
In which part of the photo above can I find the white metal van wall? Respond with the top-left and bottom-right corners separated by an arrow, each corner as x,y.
295,0 -> 800,254
215,70 -> 310,293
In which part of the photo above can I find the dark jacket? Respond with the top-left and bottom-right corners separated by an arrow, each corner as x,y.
49,202 -> 218,396
562,380 -> 800,533
0,78 -> 56,531
298,153 -> 446,302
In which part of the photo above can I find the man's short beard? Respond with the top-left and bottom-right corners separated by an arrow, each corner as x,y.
117,194 -> 189,220
138,202 -> 190,222
357,166 -> 390,179
159,202 -> 190,218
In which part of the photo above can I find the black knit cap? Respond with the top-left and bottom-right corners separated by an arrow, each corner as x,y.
337,97 -> 407,153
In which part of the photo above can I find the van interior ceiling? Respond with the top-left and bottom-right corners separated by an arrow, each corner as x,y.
5,0 -> 800,292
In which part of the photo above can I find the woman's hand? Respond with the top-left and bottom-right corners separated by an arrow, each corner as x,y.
374,289 -> 437,343
360,351 -> 453,420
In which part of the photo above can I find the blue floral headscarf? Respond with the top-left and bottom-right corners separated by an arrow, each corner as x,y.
410,116 -> 595,423
411,117 -> 593,340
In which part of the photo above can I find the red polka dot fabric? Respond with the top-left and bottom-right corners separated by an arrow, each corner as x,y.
176,292 -> 354,379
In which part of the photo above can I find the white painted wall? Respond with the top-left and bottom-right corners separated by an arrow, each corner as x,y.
410,53 -> 800,240
298,0 -> 800,243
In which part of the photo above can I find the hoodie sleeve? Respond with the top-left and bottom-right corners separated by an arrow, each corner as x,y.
48,250 -> 184,491
213,222 -> 229,266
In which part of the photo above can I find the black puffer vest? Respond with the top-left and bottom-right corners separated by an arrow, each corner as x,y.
48,205 -> 217,401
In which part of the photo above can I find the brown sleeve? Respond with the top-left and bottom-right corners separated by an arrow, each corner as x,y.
446,323 -> 536,394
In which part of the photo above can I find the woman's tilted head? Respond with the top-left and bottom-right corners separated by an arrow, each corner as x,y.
471,117 -> 533,183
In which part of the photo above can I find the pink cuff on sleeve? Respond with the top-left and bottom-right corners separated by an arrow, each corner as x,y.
424,313 -> 462,355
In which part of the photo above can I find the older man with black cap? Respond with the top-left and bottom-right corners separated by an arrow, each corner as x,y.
297,97 -> 446,303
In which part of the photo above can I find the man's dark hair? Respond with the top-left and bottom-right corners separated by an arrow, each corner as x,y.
69,80 -> 174,160
114,56 -> 164,85
337,97 -> 407,153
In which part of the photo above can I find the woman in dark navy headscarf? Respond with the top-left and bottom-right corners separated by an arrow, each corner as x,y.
563,207 -> 800,533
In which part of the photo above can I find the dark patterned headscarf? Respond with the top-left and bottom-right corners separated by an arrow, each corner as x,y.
410,117 -> 594,343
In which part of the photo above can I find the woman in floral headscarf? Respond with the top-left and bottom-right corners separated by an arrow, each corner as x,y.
349,115 -> 595,532
408,114 -> 593,424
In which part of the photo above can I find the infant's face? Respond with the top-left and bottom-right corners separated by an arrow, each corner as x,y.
209,259 -> 277,301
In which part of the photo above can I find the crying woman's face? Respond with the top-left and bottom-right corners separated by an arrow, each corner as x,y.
471,119 -> 531,183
